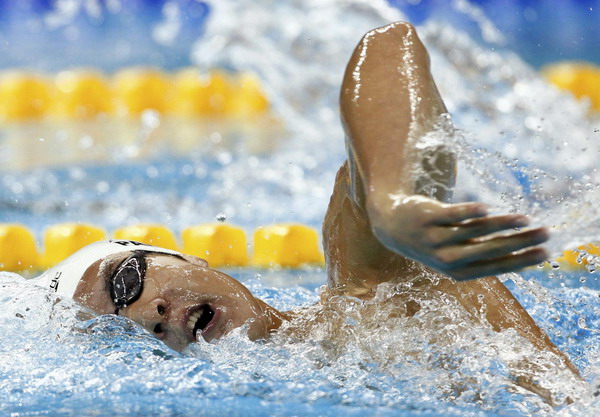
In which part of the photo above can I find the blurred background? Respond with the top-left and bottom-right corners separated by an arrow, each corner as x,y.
1,0 -> 599,274
0,0 -> 597,71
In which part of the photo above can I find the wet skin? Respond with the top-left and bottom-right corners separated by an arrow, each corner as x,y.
74,22 -> 558,358
73,252 -> 285,351
67,22 -> 578,403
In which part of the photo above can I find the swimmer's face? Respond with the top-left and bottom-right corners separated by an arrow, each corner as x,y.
73,252 -> 283,351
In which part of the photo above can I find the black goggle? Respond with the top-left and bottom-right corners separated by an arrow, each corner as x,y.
110,251 -> 147,314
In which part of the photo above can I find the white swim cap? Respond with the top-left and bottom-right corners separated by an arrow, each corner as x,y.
35,240 -> 181,298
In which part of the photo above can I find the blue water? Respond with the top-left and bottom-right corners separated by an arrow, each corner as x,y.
1,268 -> 599,417
2,0 -> 600,416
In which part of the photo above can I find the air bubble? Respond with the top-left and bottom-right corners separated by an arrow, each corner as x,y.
216,213 -> 227,222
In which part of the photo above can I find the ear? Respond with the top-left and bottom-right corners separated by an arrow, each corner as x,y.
179,254 -> 210,268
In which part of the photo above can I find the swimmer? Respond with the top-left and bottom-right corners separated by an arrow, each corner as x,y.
34,22 -> 579,401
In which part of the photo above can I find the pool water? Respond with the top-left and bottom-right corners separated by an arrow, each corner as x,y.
1,268 -> 599,417
2,0 -> 600,416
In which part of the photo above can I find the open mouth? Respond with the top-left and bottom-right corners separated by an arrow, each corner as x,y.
187,304 -> 216,339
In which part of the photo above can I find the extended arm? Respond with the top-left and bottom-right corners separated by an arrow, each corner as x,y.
339,22 -> 549,281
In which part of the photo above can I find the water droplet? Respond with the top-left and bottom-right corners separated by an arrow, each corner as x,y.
579,276 -> 587,283
141,109 -> 161,129
216,213 -> 227,222
181,164 -> 194,176
586,263 -> 596,273
217,150 -> 232,165
96,181 -> 109,193
551,261 -> 560,269
79,135 -> 94,149
146,166 -> 159,178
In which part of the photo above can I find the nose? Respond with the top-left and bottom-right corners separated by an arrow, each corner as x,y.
134,297 -> 169,338
124,297 -> 192,350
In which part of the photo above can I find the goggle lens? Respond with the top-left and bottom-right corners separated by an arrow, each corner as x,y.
110,252 -> 146,311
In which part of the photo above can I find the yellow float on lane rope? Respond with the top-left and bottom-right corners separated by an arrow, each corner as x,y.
0,72 -> 52,122
113,67 -> 171,116
227,73 -> 270,118
41,223 -> 106,268
542,61 -> 600,111
0,224 -> 39,271
556,243 -> 600,269
252,224 -> 324,267
171,69 -> 234,117
52,69 -> 113,119
182,224 -> 249,266
1,222 -> 328,271
113,224 -> 179,251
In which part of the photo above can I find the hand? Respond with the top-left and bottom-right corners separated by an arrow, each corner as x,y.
367,194 -> 549,281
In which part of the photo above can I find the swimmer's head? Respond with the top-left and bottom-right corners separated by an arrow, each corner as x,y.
37,240 -> 284,351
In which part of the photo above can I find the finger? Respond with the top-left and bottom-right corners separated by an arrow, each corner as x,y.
427,214 -> 530,246
449,247 -> 549,281
434,227 -> 549,266
433,202 -> 489,225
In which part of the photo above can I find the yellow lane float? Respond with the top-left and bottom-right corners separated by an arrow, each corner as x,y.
0,224 -> 39,271
0,72 -> 52,122
171,68 -> 233,117
555,243 -> 600,270
113,67 -> 172,116
543,61 -> 600,111
182,223 -> 249,267
40,223 -> 106,268
113,224 -> 179,251
227,72 -> 270,119
253,224 -> 325,267
0,223 -> 325,271
52,69 -> 113,119
0,67 -> 270,121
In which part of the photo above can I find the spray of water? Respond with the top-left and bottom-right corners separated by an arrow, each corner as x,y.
2,1 -> 600,416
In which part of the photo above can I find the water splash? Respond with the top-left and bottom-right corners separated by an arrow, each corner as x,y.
417,24 -> 600,257
2,270 -> 596,416
2,1 -> 600,416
